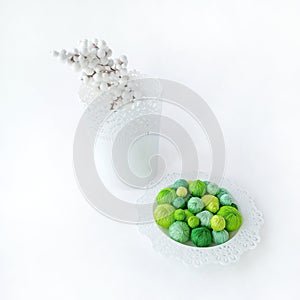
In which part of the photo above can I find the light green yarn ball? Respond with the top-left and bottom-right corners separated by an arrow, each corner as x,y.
154,204 -> 175,228
176,186 -> 188,197
217,188 -> 229,199
189,180 -> 206,197
202,195 -> 220,213
184,209 -> 194,220
217,206 -> 242,232
187,216 -> 200,228
210,215 -> 226,231
169,221 -> 190,244
174,209 -> 186,221
173,197 -> 186,209
156,188 -> 176,205
191,227 -> 212,247
196,210 -> 213,228
173,179 -> 189,189
212,229 -> 229,245
206,182 -> 220,195
219,193 -> 233,206
187,197 -> 205,214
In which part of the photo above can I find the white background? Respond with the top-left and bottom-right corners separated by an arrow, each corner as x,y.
1,0 -> 300,299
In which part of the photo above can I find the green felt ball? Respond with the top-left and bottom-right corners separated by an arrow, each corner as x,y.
156,188 -> 176,205
184,209 -> 194,220
169,221 -> 190,243
217,188 -> 229,199
231,203 -> 239,210
173,179 -> 189,189
220,193 -> 233,206
173,197 -> 186,209
202,195 -> 220,213
191,227 -> 212,247
188,216 -> 200,228
154,204 -> 175,228
189,180 -> 206,197
187,197 -> 205,214
210,215 -> 226,231
207,182 -> 220,196
217,206 -> 242,232
212,229 -> 230,245
174,209 -> 186,221
176,186 -> 188,197
196,210 -> 213,228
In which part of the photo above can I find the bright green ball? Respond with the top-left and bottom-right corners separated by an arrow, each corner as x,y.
196,210 -> 213,228
217,206 -> 242,232
173,197 -> 186,209
220,193 -> 233,206
176,186 -> 188,197
184,209 -> 194,220
187,197 -> 205,214
210,215 -> 226,231
169,221 -> 190,243
173,179 -> 189,189
154,204 -> 175,228
188,216 -> 200,228
174,209 -> 186,221
156,188 -> 176,205
189,180 -> 206,197
207,182 -> 220,195
212,229 -> 230,245
191,227 -> 212,247
202,194 -> 220,213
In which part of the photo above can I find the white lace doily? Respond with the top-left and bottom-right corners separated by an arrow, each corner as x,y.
137,172 -> 264,266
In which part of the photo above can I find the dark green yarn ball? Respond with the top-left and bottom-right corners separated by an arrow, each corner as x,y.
191,227 -> 212,247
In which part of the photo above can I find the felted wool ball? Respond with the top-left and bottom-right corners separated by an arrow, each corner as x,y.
173,179 -> 189,189
217,206 -> 242,232
169,221 -> 190,244
202,195 -> 220,213
176,187 -> 188,197
173,197 -> 186,209
154,204 -> 175,228
231,203 -> 239,210
187,197 -> 205,214
210,215 -> 226,231
189,180 -> 206,197
156,188 -> 176,205
207,182 -> 220,196
184,209 -> 194,220
212,229 -> 230,245
220,193 -> 233,206
188,216 -> 200,228
174,209 -> 186,221
191,227 -> 212,247
196,210 -> 213,228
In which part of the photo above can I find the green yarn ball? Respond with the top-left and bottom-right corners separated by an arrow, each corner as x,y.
169,221 -> 190,243
212,229 -> 230,245
187,216 -> 200,228
173,179 -> 189,189
206,182 -> 220,196
202,194 -> 220,213
217,188 -> 229,199
231,203 -> 239,210
210,215 -> 226,231
154,204 -> 175,228
191,227 -> 212,247
187,197 -> 205,214
189,180 -> 206,197
156,188 -> 176,205
220,193 -> 233,206
173,197 -> 186,209
176,186 -> 188,197
174,209 -> 186,221
196,210 -> 213,228
217,206 -> 242,232
184,209 -> 194,220
203,181 -> 210,186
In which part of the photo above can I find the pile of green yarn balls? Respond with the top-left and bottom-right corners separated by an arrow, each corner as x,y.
153,179 -> 243,247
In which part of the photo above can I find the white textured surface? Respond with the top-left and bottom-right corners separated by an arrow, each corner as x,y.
1,1 -> 300,299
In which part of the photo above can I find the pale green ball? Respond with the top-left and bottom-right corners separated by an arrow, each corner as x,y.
174,209 -> 186,221
210,215 -> 226,231
188,216 -> 200,228
212,229 -> 230,245
173,179 -> 189,189
187,197 -> 205,214
176,186 -> 188,197
169,221 -> 190,243
217,188 -> 229,199
189,180 -> 206,197
220,193 -> 233,206
154,204 -> 175,228
196,210 -> 213,228
207,182 -> 220,195
202,194 -> 220,213
217,206 -> 242,232
156,188 -> 176,205
173,197 -> 186,209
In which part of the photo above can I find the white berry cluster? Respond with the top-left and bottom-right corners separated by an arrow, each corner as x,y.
53,39 -> 140,109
